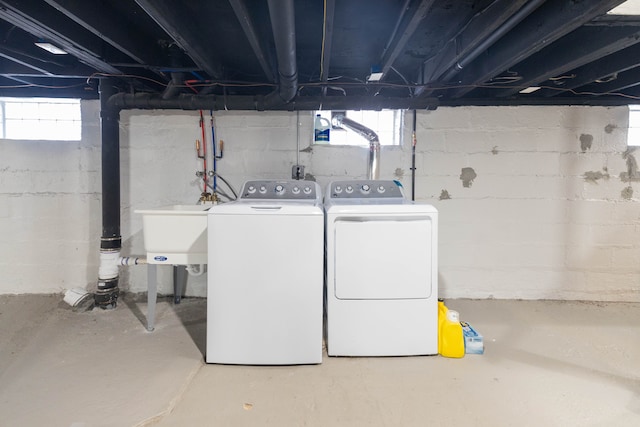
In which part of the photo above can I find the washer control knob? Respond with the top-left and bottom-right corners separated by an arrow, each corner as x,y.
292,186 -> 300,194
361,184 -> 371,194
275,184 -> 285,195
259,185 -> 267,194
346,185 -> 354,193
303,186 -> 312,195
334,185 -> 343,193
247,185 -> 256,194
377,185 -> 386,193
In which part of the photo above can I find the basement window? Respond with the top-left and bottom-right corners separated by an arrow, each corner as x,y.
628,105 -> 640,146
0,97 -> 81,141
314,109 -> 403,146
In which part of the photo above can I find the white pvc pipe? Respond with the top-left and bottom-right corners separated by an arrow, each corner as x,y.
186,264 -> 205,276
98,250 -> 120,280
119,256 -> 147,266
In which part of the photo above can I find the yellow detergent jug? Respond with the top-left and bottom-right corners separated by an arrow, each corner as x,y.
437,299 -> 448,354
440,309 -> 465,358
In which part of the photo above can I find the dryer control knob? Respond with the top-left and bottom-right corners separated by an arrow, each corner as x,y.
247,185 -> 256,194
377,185 -> 386,193
303,186 -> 312,194
275,184 -> 285,195
292,186 -> 300,194
259,185 -> 267,194
334,185 -> 343,193
361,184 -> 371,194
346,185 -> 354,193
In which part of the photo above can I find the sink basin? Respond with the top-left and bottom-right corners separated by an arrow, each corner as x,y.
135,205 -> 210,264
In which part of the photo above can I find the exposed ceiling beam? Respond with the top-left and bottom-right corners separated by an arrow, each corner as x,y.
379,0 -> 435,80
578,67 -> 640,95
229,0 -> 275,82
0,51 -> 54,75
439,95 -> 638,107
446,0 -> 626,99
320,0 -> 335,97
135,0 -> 222,79
0,0 -> 122,74
109,93 -> 439,111
537,42 -> 640,97
421,0 -> 532,84
43,0 -> 163,67
494,25 -> 640,97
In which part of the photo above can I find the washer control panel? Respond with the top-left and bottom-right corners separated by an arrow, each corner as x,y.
241,180 -> 319,200
328,180 -> 404,199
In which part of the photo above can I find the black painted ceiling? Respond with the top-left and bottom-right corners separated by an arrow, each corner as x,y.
0,0 -> 639,109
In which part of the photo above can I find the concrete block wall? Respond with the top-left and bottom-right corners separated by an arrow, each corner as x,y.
0,100 -> 101,294
419,106 -> 639,301
1,102 -> 638,301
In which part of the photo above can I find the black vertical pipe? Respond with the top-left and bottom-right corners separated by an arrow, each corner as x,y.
411,110 -> 417,201
96,78 -> 121,309
267,0 -> 298,102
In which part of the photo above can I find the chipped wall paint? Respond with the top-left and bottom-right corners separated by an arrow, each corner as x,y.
439,190 -> 451,200
580,134 -> 593,152
459,167 -> 477,187
1,104 -> 639,302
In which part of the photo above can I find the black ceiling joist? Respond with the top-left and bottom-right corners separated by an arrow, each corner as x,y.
577,67 -> 640,95
494,25 -> 640,97
421,0 -> 533,84
135,0 -> 222,79
229,0 -> 275,82
537,42 -> 640,97
447,0 -> 626,99
379,0 -> 435,81
109,92 -> 439,111
0,51 -> 55,75
0,0 -> 122,74
43,0 -> 163,68
320,0 -> 335,97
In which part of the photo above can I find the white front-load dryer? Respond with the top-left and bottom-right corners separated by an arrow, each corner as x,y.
206,180 -> 324,365
325,180 -> 438,356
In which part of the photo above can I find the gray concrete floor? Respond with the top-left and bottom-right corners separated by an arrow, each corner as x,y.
0,295 -> 639,427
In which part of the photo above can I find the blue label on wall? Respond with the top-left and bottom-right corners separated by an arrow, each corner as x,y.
154,256 -> 168,262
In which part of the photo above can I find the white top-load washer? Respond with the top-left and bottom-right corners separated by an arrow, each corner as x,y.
206,180 -> 324,365
325,180 -> 438,356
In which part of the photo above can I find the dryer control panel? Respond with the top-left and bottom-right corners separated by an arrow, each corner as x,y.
240,180 -> 319,200
328,180 -> 405,199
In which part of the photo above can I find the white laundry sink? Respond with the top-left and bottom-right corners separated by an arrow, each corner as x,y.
136,205 -> 210,264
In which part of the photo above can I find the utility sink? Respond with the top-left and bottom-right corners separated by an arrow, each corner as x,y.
136,205 -> 210,265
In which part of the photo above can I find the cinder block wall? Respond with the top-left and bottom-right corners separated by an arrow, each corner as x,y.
1,102 -> 638,301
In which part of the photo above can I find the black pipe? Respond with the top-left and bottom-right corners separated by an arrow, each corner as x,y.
161,72 -> 184,100
267,0 -> 298,102
411,109 -> 416,201
109,93 -> 439,111
96,78 -> 121,309
440,0 -> 545,82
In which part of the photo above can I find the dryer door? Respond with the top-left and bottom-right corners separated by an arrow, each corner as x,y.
333,216 -> 433,299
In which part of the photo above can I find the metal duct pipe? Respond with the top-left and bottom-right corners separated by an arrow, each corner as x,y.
96,78 -> 121,309
333,114 -> 380,180
267,0 -> 298,102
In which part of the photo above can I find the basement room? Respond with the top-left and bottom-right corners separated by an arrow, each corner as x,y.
1,1 -> 639,426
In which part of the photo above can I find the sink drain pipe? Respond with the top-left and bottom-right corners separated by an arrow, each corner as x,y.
96,78 -> 122,309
